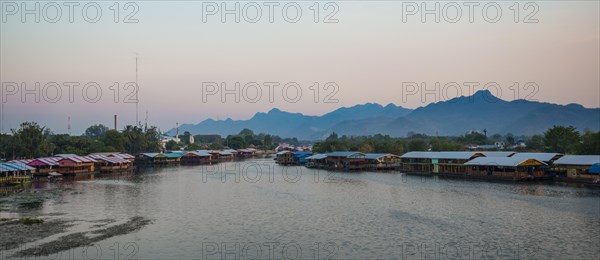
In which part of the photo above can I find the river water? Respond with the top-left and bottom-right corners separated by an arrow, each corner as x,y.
2,158 -> 599,259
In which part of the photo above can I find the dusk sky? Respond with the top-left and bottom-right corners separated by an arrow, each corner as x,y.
1,1 -> 599,134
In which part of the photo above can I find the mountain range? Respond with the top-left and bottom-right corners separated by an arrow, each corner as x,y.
169,90 -> 600,140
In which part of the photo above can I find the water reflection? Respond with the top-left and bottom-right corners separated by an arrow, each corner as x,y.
1,158 -> 599,259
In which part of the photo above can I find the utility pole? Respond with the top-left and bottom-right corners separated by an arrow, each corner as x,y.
135,53 -> 139,126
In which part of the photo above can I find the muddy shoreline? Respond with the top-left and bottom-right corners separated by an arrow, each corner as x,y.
0,187 -> 152,258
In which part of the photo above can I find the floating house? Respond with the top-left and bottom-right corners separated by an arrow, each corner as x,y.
552,155 -> 600,179
57,156 -> 97,175
236,149 -> 256,158
275,151 -> 313,165
0,162 -> 35,185
275,151 -> 294,165
25,157 -> 60,175
325,152 -> 367,170
88,154 -> 132,173
464,157 -> 547,179
181,151 -> 212,165
219,151 -> 235,161
136,153 -> 168,166
364,153 -> 401,170
305,154 -> 328,168
400,152 -> 485,174
91,153 -> 136,163
163,153 -> 183,165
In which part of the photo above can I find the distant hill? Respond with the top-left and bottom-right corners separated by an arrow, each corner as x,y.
169,90 -> 599,139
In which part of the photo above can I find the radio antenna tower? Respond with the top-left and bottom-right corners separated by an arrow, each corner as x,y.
144,109 -> 149,131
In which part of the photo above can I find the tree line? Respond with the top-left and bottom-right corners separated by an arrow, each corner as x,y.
0,123 -> 301,160
167,128 -> 304,151
313,126 -> 600,155
0,122 -> 162,160
1,122 -> 597,161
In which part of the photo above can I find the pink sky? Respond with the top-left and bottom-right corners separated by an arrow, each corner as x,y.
1,1 -> 599,134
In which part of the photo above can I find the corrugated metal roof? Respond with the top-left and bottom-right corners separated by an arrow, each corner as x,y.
401,152 -> 482,160
27,157 -> 60,166
306,154 -> 328,160
116,153 -> 135,159
59,156 -> 97,163
465,157 -> 546,167
163,153 -> 183,158
510,153 -> 562,162
276,151 -> 292,155
219,151 -> 233,156
185,151 -> 211,157
480,152 -> 516,157
363,153 -> 400,160
88,154 -> 128,164
139,153 -> 162,158
9,159 -> 33,164
554,155 -> 600,166
54,154 -> 78,158
0,162 -> 35,172
327,151 -> 363,157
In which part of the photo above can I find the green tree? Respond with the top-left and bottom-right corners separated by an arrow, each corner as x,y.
144,126 -> 162,152
263,134 -> 273,149
0,134 -> 14,159
407,139 -> 428,151
166,140 -> 180,150
505,133 -> 515,145
122,125 -> 145,154
543,125 -> 580,153
578,129 -> 600,155
239,128 -> 254,137
186,143 -> 202,151
358,143 -> 374,153
226,135 -> 247,149
102,130 -> 125,152
11,122 -> 51,158
527,135 -> 544,151
84,124 -> 109,139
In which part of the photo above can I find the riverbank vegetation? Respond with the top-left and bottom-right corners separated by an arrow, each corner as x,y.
313,126 -> 599,155
1,121 -> 598,161
0,123 -> 300,160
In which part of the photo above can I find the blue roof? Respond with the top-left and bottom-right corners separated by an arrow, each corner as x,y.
306,154 -> 328,160
589,163 -> 600,174
293,151 -> 313,157
163,153 -> 183,158
0,162 -> 35,172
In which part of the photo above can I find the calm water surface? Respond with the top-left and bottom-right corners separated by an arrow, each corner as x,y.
3,158 -> 599,259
